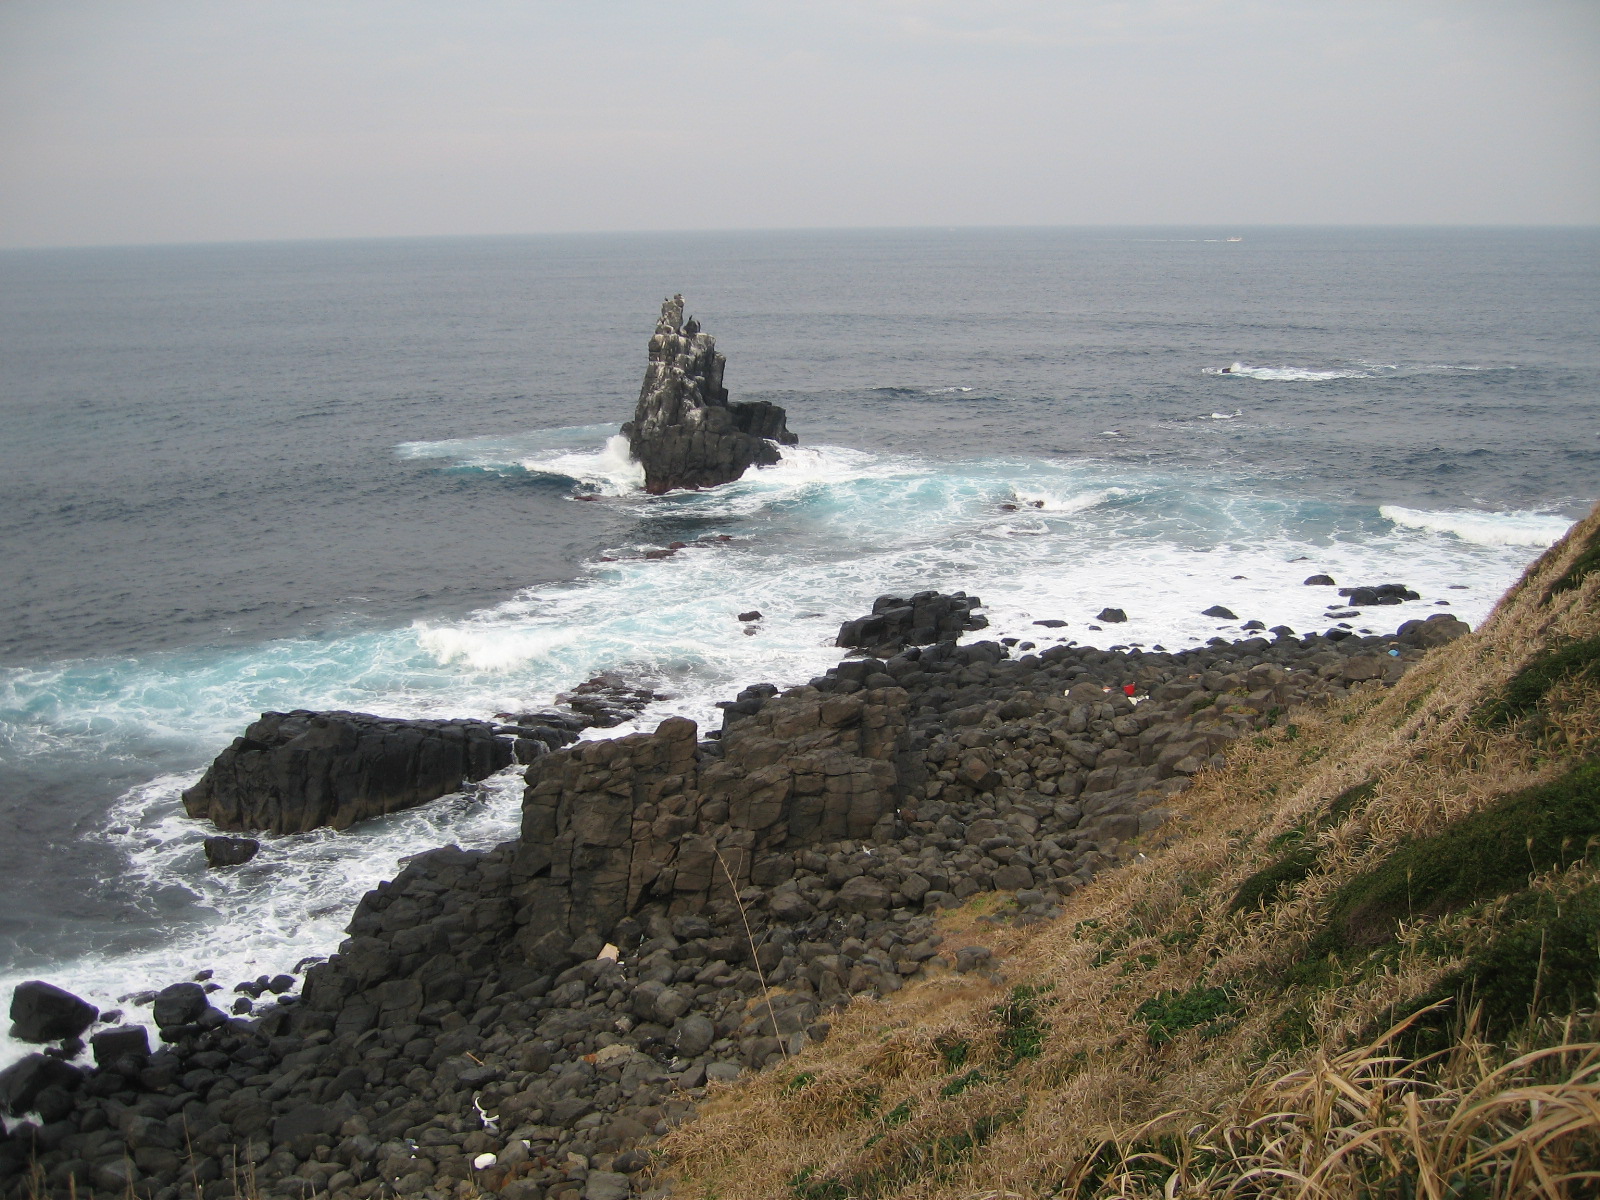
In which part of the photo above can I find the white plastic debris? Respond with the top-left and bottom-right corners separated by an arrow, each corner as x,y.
473,1153 -> 498,1171
472,1093 -> 499,1132
597,942 -> 620,961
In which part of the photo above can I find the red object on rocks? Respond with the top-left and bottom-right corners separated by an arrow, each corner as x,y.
1123,684 -> 1136,696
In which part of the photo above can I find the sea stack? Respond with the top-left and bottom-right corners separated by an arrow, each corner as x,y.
622,294 -> 797,494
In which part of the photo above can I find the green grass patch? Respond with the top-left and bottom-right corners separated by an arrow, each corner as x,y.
994,985 -> 1051,1066
1133,984 -> 1242,1047
788,1167 -> 851,1200
1545,525 -> 1600,601
791,1111 -> 1015,1200
783,1071 -> 818,1095
1231,844 -> 1320,913
1367,883 -> 1600,1057
939,1068 -> 987,1097
1464,884 -> 1600,1031
1475,635 -> 1600,728
1297,758 -> 1600,970
1231,781 -> 1376,913
936,1037 -> 969,1071
882,1100 -> 914,1128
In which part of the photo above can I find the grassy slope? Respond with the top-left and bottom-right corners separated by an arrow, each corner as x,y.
660,507 -> 1600,1200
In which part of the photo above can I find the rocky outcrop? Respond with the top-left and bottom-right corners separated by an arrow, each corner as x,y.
621,294 -> 797,494
509,686 -> 909,971
2,614 -> 1477,1199
835,590 -> 988,656
181,710 -> 515,834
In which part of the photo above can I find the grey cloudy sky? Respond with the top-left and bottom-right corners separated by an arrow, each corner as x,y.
2,0 -> 1596,248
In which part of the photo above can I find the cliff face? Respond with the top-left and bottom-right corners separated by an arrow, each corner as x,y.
621,295 -> 797,494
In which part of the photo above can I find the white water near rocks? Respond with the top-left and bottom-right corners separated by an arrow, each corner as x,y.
1,227 -> 1595,1067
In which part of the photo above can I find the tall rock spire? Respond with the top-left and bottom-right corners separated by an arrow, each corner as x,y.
621,294 -> 797,494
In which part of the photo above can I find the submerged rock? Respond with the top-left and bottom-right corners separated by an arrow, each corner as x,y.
181,710 -> 514,834
622,294 -> 797,493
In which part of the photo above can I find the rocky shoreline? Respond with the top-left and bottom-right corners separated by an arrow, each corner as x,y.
2,599 -> 1470,1200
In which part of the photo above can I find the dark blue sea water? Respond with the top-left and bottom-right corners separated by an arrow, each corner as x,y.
1,227 -> 1596,1064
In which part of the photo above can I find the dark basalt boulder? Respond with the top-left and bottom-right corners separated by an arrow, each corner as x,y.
621,294 -> 798,494
836,591 -> 987,654
151,982 -> 208,1032
181,710 -> 514,834
203,835 -> 260,868
8,981 -> 97,1044
89,1025 -> 149,1069
1338,583 -> 1420,605
1396,613 -> 1471,647
0,1054 -> 80,1117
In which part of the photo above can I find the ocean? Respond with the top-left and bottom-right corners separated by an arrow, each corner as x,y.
1,226 -> 1595,1066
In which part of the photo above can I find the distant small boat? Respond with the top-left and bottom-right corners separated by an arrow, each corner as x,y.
1227,236 -> 1243,243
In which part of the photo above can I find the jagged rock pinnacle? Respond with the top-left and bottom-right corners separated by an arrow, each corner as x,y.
621,294 -> 797,494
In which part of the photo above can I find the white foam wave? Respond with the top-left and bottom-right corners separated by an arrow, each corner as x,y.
0,769 -> 527,1071
534,435 -> 644,496
1207,362 -> 1375,382
1380,505 -> 1574,547
396,425 -> 643,495
1010,486 -> 1129,513
1206,361 -> 1506,382
753,443 -> 884,486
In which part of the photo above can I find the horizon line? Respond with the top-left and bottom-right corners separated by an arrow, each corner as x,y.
4,221 -> 1598,255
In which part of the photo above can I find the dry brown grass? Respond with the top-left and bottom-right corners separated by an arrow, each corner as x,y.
1061,1014 -> 1600,1199
659,507 -> 1600,1200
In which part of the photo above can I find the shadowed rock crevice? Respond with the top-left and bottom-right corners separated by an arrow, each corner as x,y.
621,294 -> 797,494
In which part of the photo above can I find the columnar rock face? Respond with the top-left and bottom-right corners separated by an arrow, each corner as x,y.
510,686 -> 910,969
621,294 -> 797,494
181,710 -> 514,833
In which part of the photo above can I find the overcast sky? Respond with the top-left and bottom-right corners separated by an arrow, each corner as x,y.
1,0 -> 1596,248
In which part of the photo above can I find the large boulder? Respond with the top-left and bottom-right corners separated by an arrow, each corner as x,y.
621,294 -> 798,494
1338,582 -> 1420,606
1396,613 -> 1471,648
0,1054 -> 80,1116
182,710 -> 515,833
8,981 -> 97,1043
151,981 -> 209,1032
203,835 -> 260,867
